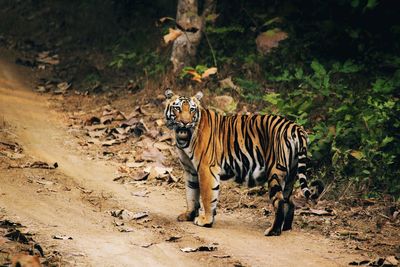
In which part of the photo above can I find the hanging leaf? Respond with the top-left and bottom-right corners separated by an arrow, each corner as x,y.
158,17 -> 175,24
163,28 -> 183,44
201,67 -> 218,79
186,70 -> 202,82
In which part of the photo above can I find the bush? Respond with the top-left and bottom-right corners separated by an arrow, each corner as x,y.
264,60 -> 400,198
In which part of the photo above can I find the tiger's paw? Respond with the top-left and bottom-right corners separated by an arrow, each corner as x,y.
177,211 -> 196,222
264,227 -> 282,236
194,215 -> 213,228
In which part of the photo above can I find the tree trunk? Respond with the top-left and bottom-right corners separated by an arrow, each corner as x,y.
171,0 -> 216,74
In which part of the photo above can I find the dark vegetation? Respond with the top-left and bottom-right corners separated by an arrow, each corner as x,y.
0,0 -> 399,199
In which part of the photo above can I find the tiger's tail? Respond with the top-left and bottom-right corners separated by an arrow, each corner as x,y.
297,131 -> 324,201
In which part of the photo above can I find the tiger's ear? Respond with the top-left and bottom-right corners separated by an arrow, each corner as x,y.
165,89 -> 174,99
194,91 -> 203,101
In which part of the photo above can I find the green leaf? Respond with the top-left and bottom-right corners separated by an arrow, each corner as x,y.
382,136 -> 394,146
262,17 -> 282,27
351,0 -> 360,8
372,78 -> 395,94
311,60 -> 326,76
263,93 -> 280,105
366,0 -> 378,9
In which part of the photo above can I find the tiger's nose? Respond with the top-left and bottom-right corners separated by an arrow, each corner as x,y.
180,116 -> 191,125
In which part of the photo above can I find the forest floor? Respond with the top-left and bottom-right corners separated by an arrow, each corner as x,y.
0,47 -> 399,267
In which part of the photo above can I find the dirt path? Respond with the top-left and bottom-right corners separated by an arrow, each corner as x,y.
0,54 -> 362,266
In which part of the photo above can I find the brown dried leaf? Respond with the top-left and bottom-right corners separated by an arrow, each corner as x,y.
180,244 -> 218,253
155,119 -> 164,127
154,142 -> 171,151
256,28 -> 288,55
126,161 -> 145,168
131,190 -> 149,197
186,70 -> 202,83
84,116 -> 101,126
101,114 -> 114,125
158,133 -> 173,142
142,146 -> 165,163
101,139 -> 120,146
219,76 -> 241,93
164,28 -> 183,44
165,235 -> 182,242
144,166 -> 172,179
133,172 -> 150,181
88,129 -> 107,138
297,208 -> 336,216
146,129 -> 160,139
201,67 -> 218,79
158,16 -> 174,24
85,124 -> 107,131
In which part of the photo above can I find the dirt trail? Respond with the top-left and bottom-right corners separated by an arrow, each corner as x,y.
0,54 -> 362,266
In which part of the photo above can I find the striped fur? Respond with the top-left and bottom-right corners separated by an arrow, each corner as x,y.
164,90 -> 323,236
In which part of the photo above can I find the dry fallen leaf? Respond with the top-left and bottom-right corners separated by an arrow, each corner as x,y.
132,211 -> 149,220
166,235 -> 182,242
126,161 -> 145,168
88,128 -> 107,138
131,190 -> 149,197
52,234 -> 73,240
219,76 -> 241,93
297,208 -> 336,216
164,28 -> 183,44
118,226 -> 134,232
180,244 -> 218,253
142,146 -> 166,163
154,142 -> 171,151
101,139 -> 120,146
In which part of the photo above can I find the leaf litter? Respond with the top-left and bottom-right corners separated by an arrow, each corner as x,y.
180,244 -> 218,253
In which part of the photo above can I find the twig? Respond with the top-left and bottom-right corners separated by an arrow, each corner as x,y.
339,180 -> 353,201
241,7 -> 258,29
318,176 -> 337,200
378,213 -> 390,220
1,129 -> 19,138
202,30 -> 217,68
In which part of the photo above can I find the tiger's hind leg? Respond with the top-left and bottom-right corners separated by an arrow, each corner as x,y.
282,173 -> 296,231
265,172 -> 286,236
282,196 -> 295,231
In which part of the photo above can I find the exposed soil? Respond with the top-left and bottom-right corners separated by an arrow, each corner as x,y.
0,49 -> 399,267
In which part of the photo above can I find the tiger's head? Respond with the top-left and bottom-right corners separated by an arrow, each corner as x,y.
164,89 -> 203,149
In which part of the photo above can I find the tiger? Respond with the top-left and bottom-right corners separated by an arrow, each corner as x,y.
164,89 -> 324,236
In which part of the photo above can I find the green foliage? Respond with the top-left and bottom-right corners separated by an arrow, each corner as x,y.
180,65 -> 208,77
205,26 -> 245,34
235,78 -> 263,100
264,60 -> 400,197
110,50 -> 168,78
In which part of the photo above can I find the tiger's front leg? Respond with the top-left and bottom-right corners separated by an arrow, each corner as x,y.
194,166 -> 220,227
177,171 -> 200,222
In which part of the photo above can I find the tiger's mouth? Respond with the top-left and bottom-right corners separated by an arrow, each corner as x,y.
175,127 -> 192,148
